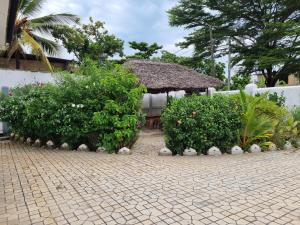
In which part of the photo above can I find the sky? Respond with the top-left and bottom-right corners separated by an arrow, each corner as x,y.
38,0 -> 193,60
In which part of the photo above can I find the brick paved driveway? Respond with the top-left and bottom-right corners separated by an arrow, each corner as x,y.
1,140 -> 300,225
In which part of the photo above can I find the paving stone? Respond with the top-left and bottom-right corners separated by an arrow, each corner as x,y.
0,137 -> 300,225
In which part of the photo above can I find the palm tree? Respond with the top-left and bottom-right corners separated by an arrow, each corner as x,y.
6,0 -> 78,72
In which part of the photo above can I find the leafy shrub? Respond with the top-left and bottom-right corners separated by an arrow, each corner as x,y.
161,95 -> 242,155
0,59 -> 146,152
268,92 -> 286,107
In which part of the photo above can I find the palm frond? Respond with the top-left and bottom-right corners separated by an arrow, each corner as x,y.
30,14 -> 79,26
19,0 -> 44,17
22,30 -> 53,72
29,23 -> 57,34
31,33 -> 60,55
18,0 -> 31,12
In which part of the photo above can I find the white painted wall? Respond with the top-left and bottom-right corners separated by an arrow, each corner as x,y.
0,69 -> 54,134
214,84 -> 300,109
0,69 -> 54,87
142,91 -> 185,109
256,86 -> 300,109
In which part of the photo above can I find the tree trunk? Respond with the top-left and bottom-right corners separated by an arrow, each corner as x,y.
15,51 -> 21,69
265,75 -> 277,87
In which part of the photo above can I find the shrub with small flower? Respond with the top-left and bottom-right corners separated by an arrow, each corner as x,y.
0,59 -> 146,152
161,95 -> 242,155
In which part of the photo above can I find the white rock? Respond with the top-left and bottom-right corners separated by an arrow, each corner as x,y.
14,134 -> 19,141
249,144 -> 261,153
183,148 -> 197,156
118,147 -> 131,155
46,140 -> 55,149
158,147 -> 172,156
77,144 -> 89,151
207,146 -> 222,156
26,137 -> 32,145
284,141 -> 293,150
60,143 -> 69,150
231,146 -> 243,155
97,147 -> 106,152
269,143 -> 277,151
10,133 -> 15,139
33,139 -> 41,147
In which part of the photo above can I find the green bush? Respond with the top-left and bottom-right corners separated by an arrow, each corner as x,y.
0,59 -> 146,152
161,91 -> 297,155
161,95 -> 242,155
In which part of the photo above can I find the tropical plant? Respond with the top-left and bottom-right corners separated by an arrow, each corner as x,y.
52,17 -> 124,63
292,107 -> 300,133
238,91 -> 276,148
6,0 -> 78,71
292,106 -> 300,138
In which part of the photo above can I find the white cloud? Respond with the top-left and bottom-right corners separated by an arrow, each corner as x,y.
35,0 -> 190,59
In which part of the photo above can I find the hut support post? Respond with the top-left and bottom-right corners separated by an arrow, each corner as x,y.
166,92 -> 169,104
149,94 -> 153,110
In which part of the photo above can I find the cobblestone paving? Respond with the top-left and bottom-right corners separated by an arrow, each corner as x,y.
1,138 -> 300,225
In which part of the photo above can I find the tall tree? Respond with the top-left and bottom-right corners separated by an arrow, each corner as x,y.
156,51 -> 225,81
127,41 -> 162,59
168,0 -> 300,87
52,17 -> 124,63
6,0 -> 78,71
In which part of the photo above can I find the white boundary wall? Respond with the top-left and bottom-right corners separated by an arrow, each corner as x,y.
0,69 -> 55,133
214,84 -> 300,109
0,69 -> 54,88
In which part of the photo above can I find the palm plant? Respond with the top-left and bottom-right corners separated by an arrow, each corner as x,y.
238,91 -> 276,148
6,0 -> 78,72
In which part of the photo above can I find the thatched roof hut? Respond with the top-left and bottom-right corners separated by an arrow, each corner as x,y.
124,60 -> 223,93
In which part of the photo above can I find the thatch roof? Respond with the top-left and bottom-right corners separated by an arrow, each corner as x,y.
124,60 -> 223,93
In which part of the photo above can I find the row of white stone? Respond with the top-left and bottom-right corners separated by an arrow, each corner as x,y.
10,133 -> 132,154
159,142 -> 295,156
